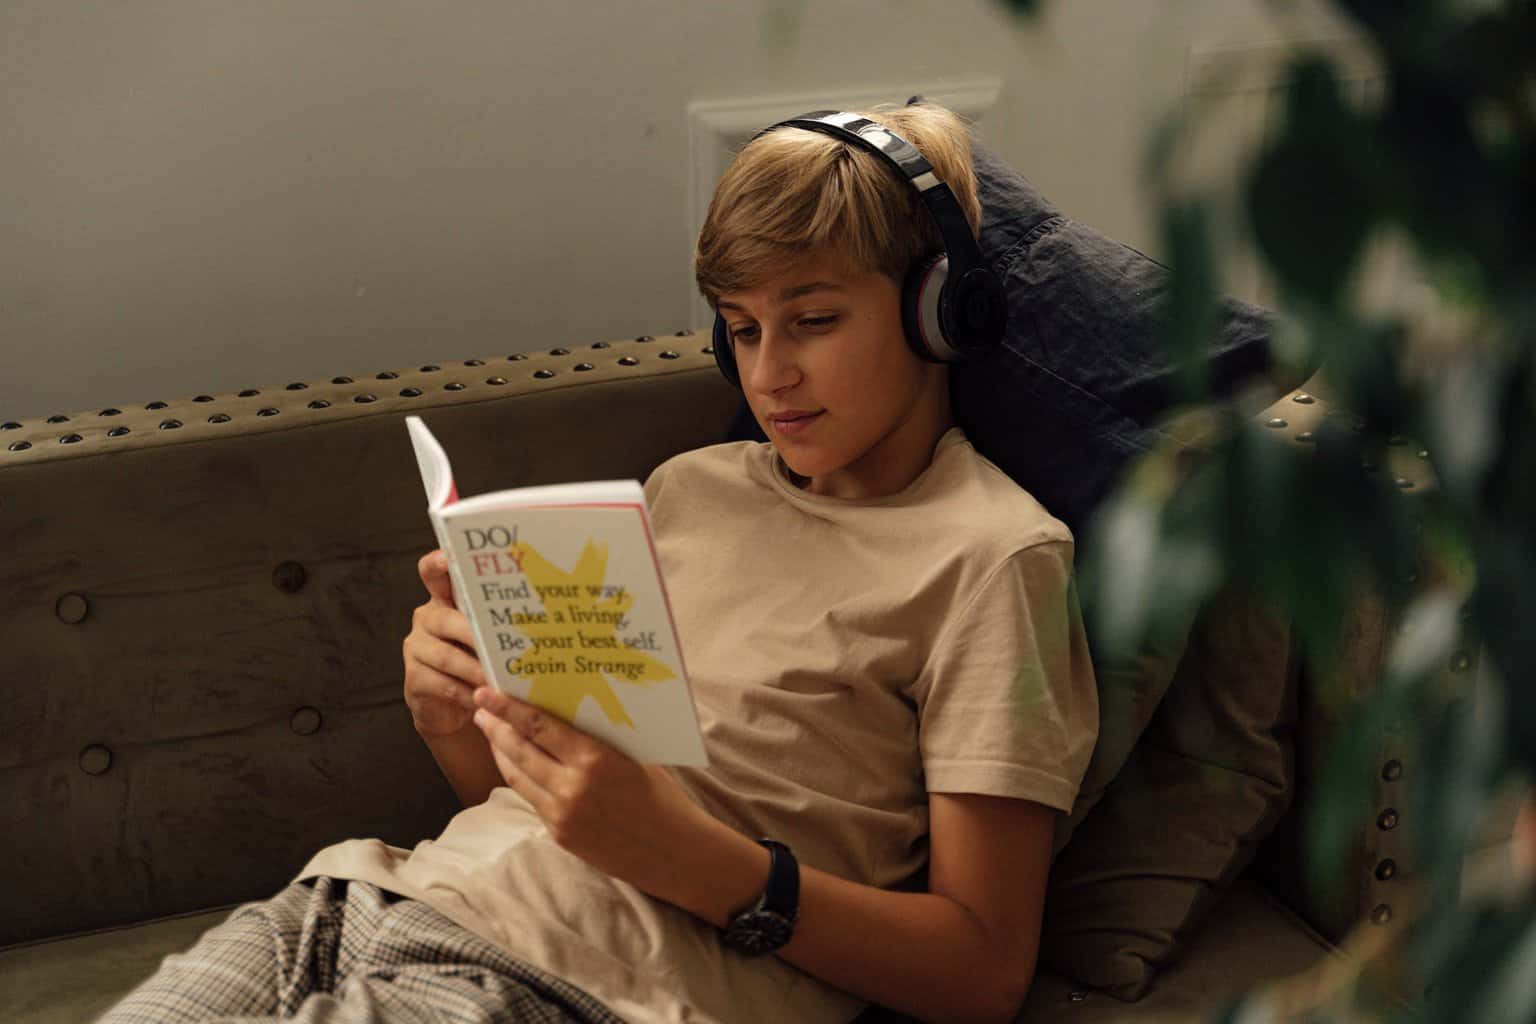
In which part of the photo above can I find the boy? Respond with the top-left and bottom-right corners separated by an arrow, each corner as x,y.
101,102 -> 1098,1024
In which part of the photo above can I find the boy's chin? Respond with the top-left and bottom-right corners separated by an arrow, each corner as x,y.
770,446 -> 819,485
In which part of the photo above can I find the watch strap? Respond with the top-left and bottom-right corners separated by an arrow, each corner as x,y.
755,839 -> 799,918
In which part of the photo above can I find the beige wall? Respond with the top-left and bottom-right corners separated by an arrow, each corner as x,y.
1,0 -> 1356,423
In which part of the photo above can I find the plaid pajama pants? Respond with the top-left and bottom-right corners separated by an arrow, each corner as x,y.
97,877 -> 626,1024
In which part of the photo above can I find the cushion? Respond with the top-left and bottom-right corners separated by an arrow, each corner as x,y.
1041,584 -> 1298,1000
949,128 -> 1285,548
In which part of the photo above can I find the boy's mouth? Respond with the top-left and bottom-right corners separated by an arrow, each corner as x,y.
767,410 -> 823,437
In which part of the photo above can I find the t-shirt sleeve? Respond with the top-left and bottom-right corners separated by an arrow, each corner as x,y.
910,539 -> 1099,812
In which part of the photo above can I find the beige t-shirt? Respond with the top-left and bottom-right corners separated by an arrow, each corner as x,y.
298,427 -> 1099,1023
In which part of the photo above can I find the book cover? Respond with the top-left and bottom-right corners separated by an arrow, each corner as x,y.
405,415 -> 708,766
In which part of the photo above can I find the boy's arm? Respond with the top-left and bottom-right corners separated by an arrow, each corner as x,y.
678,791 -> 1052,1024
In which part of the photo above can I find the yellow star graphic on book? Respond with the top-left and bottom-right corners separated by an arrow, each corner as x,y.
503,538 -> 675,730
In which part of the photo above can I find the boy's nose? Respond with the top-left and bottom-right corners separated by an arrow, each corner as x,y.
747,332 -> 801,393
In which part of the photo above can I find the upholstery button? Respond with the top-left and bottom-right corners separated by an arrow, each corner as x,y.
591,341 -> 611,349
56,593 -> 90,624
284,383 -> 308,391
1418,449 -> 1430,459
1067,990 -> 1088,1002
237,390 -> 259,398
702,346 -> 714,356
419,365 -> 441,372
549,347 -> 570,356
146,401 -> 170,410
308,399 -> 331,409
635,335 -> 655,342
79,744 -> 113,776
445,383 -> 466,391
574,363 -> 594,372
332,376 -> 353,385
107,426 -> 130,437
257,408 -> 280,417
1395,478 -> 1414,490
1267,418 -> 1287,429
618,356 -> 638,366
1378,808 -> 1399,831
486,377 -> 508,386
533,370 -> 556,380
159,419 -> 183,430
98,408 -> 122,416
209,414 -> 231,424
507,353 -> 529,361
1382,759 -> 1403,781
1371,904 -> 1392,925
1375,859 -> 1397,881
1295,432 -> 1315,443
194,394 -> 216,402
290,707 -> 323,736
60,433 -> 82,444
1292,393 -> 1315,404
1451,651 -> 1472,671
353,394 -> 377,404
464,358 -> 485,366
47,414 -> 70,423
2,421 -> 21,429
273,561 -> 307,594
8,441 -> 32,451
376,371 -> 398,380
400,387 -> 423,397
661,350 -> 680,359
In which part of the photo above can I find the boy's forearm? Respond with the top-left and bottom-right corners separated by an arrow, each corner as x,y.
419,720 -> 503,808
664,820 -> 1033,1024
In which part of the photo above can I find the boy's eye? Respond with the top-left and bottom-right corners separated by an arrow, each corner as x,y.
729,324 -> 759,344
800,315 -> 837,329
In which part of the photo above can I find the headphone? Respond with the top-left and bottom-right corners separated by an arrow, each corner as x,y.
711,109 -> 1007,389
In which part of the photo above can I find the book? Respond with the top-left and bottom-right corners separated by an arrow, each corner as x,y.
405,415 -> 708,766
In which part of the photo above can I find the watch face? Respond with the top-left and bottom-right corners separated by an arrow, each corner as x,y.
725,910 -> 795,955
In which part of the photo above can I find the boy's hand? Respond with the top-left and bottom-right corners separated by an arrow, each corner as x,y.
403,549 -> 487,736
471,687 -> 717,895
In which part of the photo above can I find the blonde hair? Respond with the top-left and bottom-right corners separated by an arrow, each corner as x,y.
694,102 -> 982,309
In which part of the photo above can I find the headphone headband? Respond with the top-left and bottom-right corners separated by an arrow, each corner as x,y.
756,111 -> 988,279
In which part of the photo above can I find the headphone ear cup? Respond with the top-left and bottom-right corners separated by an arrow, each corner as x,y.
900,254 -> 960,363
712,312 -> 741,388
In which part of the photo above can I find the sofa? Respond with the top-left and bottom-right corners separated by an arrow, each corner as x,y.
1,322 -> 1518,1023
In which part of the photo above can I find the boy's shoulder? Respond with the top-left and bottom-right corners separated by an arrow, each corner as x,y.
930,430 -> 1075,560
642,440 -> 767,510
646,440 -> 763,489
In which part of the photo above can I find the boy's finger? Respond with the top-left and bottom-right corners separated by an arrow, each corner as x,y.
418,550 -> 457,608
473,689 -> 586,764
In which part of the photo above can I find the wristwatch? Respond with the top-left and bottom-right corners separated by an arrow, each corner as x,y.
721,839 -> 799,956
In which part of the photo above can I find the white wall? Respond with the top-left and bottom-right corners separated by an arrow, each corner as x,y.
0,0 -> 1357,423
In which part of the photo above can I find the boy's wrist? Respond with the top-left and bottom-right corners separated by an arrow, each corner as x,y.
663,816 -> 773,929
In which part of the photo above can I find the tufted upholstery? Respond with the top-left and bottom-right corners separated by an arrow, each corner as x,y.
0,335 -> 1512,1022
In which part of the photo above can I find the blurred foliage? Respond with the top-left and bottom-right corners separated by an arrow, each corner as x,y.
999,0 -> 1534,1020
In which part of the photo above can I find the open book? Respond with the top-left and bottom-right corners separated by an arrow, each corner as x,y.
405,416 -> 707,766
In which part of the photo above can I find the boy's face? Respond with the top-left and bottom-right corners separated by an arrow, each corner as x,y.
716,250 -> 951,499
